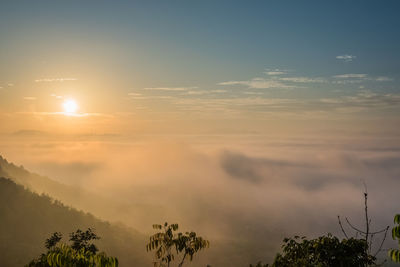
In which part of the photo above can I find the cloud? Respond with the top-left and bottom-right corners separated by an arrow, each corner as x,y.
264,70 -> 288,76
319,91 -> 400,110
264,68 -> 288,75
35,78 -> 77,82
143,87 -> 196,91
265,71 -> 286,75
50,94 -> 63,99
336,55 -> 356,62
219,70 -> 325,91
127,93 -> 142,96
333,74 -> 367,79
23,97 -> 37,100
218,78 -> 294,89
185,90 -> 208,95
279,77 -> 326,83
2,136 -> 400,266
16,111 -> 113,118
210,89 -> 227,93
220,151 -> 308,183
243,92 -> 263,95
375,76 -> 393,82
30,160 -> 103,185
333,74 -> 392,83
169,89 -> 400,118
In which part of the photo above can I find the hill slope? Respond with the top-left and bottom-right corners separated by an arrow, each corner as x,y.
0,177 -> 151,266
0,155 -> 164,230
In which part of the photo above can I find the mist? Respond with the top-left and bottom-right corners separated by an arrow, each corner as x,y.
1,131 -> 399,265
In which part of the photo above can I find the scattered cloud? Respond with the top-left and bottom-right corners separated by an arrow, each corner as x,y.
333,74 -> 367,79
279,77 -> 326,83
50,94 -> 63,99
332,80 -> 364,85
210,89 -> 227,93
319,91 -> 400,110
264,68 -> 288,75
265,71 -> 286,75
185,90 -> 209,95
219,78 -> 294,89
35,78 -> 77,82
143,87 -> 197,91
127,93 -> 142,96
336,54 -> 356,62
376,76 -> 393,82
332,74 -> 393,84
243,92 -> 263,95
23,97 -> 36,100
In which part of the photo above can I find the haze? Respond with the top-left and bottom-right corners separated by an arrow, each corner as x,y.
1,1 -> 400,266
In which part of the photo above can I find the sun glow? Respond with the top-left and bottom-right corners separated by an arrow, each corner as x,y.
62,99 -> 78,114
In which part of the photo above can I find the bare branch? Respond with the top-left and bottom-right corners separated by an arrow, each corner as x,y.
337,216 -> 349,239
374,226 -> 390,257
364,191 -> 369,245
345,217 -> 365,234
345,217 -> 388,235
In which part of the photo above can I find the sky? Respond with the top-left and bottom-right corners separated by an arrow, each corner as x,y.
1,0 -> 400,136
1,1 -> 400,265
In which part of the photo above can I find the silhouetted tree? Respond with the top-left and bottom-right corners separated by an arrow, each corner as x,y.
45,232 -> 62,250
27,228 -> 118,267
146,222 -> 209,267
271,234 -> 375,267
69,228 -> 100,254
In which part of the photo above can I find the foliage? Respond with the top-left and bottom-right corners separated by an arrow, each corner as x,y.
27,229 -> 118,267
389,214 -> 400,262
146,222 -> 210,267
45,232 -> 62,250
271,234 -> 376,267
70,228 -> 100,254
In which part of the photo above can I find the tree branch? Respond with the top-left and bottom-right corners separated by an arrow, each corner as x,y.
374,226 -> 390,257
364,191 -> 369,246
178,252 -> 187,267
345,217 -> 388,235
337,216 -> 349,239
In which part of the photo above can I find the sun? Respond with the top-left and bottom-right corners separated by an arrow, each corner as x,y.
62,99 -> 78,114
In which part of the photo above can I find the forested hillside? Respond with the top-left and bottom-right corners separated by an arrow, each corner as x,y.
0,177 -> 150,266
0,155 -> 163,230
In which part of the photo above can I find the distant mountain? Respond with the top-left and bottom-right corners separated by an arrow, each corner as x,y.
0,176 -> 151,266
0,155 -> 164,230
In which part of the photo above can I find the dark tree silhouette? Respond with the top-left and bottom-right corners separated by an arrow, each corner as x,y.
146,222 -> 209,267
271,234 -> 376,267
27,229 -> 118,267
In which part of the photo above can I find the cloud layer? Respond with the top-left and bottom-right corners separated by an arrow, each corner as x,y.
1,132 -> 399,265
